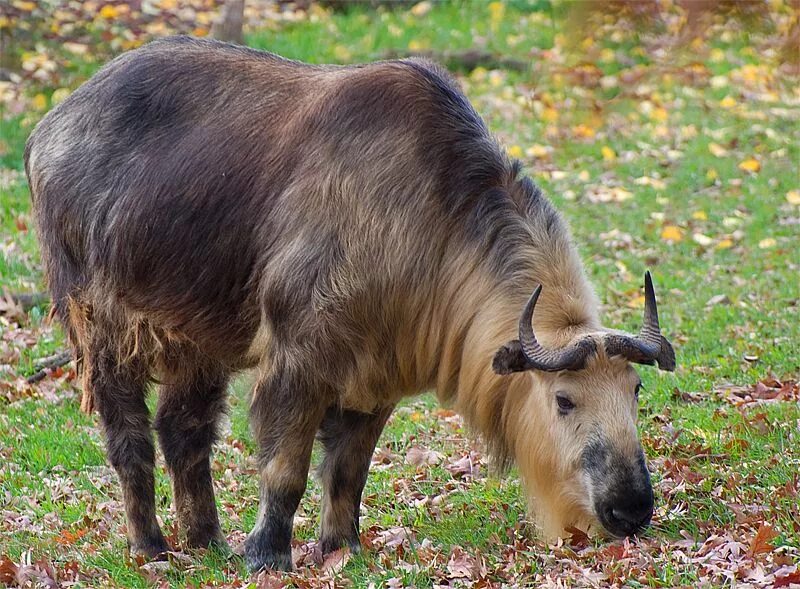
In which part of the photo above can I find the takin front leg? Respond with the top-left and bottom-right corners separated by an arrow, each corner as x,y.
317,405 -> 394,555
89,349 -> 169,558
244,369 -> 328,572
153,370 -> 228,549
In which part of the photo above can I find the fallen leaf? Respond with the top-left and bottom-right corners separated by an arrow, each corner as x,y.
774,571 -> 800,588
409,1 -> 432,17
565,526 -> 590,549
738,158 -> 761,173
447,546 -> 480,579
405,446 -> 441,467
709,142 -> 728,157
748,523 -> 778,557
0,556 -> 17,584
661,225 -> 684,242
693,233 -> 713,246
705,294 -> 730,307
526,144 -> 550,158
320,547 -> 350,573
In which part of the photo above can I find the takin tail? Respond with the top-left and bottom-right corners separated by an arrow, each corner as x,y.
45,277 -> 95,413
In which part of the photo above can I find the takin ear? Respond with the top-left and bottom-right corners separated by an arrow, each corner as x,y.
657,335 -> 677,372
492,340 -> 530,375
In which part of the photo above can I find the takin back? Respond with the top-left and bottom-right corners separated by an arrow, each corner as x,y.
25,36 -> 676,571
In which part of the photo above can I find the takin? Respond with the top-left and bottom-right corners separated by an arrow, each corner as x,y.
25,36 -> 676,571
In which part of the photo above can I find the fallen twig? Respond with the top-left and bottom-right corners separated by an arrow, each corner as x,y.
26,350 -> 73,385
7,291 -> 50,311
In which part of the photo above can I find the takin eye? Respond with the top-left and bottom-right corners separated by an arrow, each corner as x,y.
555,393 -> 575,415
635,382 -> 643,400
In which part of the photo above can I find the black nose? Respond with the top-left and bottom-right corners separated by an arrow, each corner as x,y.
603,501 -> 653,536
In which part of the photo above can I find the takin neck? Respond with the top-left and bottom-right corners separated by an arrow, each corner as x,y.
429,180 -> 601,467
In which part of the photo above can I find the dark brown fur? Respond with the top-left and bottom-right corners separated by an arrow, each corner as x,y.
25,36 -> 629,570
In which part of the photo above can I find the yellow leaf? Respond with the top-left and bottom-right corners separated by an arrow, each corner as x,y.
635,176 -> 667,190
470,66 -> 487,82
787,190 -> 800,205
507,145 -> 524,159
572,124 -> 596,138
708,143 -> 728,157
710,48 -> 725,62
12,0 -> 36,10
661,225 -> 683,242
542,107 -> 559,123
578,170 -> 590,182
627,294 -> 646,309
99,4 -> 118,18
706,168 -> 719,181
526,144 -> 549,158
410,0 -> 432,17
51,88 -> 70,104
600,48 -> 615,63
719,95 -> 736,108
758,238 -> 776,249
63,42 -> 88,55
333,45 -> 351,61
488,1 -> 505,31
407,39 -> 426,52
711,75 -> 729,88
601,146 -> 616,161
715,239 -> 733,250
651,107 -> 668,122
488,71 -> 504,88
692,210 -> 708,221
738,158 -> 761,173
32,93 -> 47,111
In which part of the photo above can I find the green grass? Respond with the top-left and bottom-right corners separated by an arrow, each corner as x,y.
1,1 -> 799,587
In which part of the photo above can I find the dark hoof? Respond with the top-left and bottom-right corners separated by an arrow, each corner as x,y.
131,536 -> 171,560
185,530 -> 228,551
319,535 -> 361,556
244,536 -> 292,572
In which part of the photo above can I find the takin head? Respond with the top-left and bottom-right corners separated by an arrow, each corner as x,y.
492,272 -> 675,539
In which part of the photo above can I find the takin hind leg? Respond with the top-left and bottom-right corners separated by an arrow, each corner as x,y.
244,368 -> 329,572
88,346 -> 169,558
153,367 -> 228,550
317,405 -> 394,555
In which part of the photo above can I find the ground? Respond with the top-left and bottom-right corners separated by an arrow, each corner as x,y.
0,1 -> 799,588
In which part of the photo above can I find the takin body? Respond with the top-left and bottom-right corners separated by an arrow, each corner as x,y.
25,36 -> 675,571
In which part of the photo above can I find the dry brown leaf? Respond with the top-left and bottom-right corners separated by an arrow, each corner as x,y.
748,523 -> 778,557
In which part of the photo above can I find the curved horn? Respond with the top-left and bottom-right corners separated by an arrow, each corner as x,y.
604,272 -> 676,371
518,285 -> 597,372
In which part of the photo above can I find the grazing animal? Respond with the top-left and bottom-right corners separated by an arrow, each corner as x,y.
25,36 -> 676,571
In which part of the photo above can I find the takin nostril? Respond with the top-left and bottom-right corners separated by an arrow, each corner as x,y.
611,507 -> 652,533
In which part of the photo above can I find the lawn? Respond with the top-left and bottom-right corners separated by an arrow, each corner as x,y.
1,1 -> 799,587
